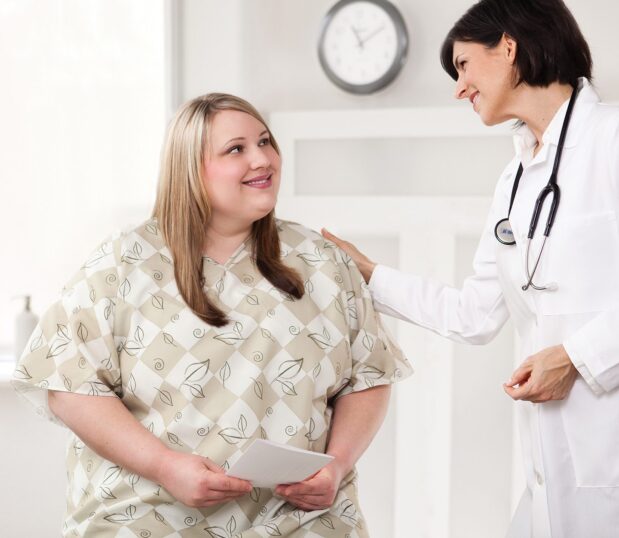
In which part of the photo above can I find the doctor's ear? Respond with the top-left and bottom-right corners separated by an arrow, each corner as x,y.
501,34 -> 518,64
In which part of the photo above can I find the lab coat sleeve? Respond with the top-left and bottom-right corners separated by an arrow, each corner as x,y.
369,173 -> 512,345
563,117 -> 619,394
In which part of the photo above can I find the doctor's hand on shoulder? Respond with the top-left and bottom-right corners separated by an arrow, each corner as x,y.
321,229 -> 376,283
504,345 -> 579,403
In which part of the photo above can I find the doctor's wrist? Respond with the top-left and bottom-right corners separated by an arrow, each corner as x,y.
358,261 -> 377,284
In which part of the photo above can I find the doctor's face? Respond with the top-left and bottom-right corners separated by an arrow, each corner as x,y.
202,110 -> 281,231
452,38 -> 518,125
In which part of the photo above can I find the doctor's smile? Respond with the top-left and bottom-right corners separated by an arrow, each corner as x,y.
322,0 -> 619,537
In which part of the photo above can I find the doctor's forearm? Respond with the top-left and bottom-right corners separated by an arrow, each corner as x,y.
327,385 -> 391,474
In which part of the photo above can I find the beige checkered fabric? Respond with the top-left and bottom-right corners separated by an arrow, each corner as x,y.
13,219 -> 412,537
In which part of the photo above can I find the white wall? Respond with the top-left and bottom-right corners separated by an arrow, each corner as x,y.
0,1 -> 166,535
177,0 -> 619,112
0,0 -> 166,350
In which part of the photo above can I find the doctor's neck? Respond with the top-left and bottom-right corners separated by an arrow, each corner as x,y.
515,82 -> 575,149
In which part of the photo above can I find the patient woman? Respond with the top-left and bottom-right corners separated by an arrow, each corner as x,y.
13,93 -> 411,537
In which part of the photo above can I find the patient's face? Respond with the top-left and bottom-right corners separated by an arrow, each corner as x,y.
202,110 -> 281,231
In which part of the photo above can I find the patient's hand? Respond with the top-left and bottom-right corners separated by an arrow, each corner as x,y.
321,229 -> 376,283
274,461 -> 344,511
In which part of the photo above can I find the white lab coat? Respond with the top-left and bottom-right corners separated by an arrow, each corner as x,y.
369,79 -> 619,538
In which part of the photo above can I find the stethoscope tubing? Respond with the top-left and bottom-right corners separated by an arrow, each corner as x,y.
495,84 -> 579,291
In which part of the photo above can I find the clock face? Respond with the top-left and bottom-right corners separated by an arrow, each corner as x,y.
318,0 -> 408,94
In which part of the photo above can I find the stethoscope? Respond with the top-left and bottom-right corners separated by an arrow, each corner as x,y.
494,84 -> 579,292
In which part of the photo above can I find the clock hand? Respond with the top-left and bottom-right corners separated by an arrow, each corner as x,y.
350,25 -> 364,49
360,25 -> 385,45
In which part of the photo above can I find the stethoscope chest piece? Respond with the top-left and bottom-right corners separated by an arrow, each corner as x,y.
494,218 -> 516,245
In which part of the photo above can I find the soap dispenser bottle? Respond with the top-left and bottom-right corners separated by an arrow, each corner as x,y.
14,295 -> 39,361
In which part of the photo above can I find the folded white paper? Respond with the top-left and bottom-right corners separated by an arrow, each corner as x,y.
226,439 -> 334,488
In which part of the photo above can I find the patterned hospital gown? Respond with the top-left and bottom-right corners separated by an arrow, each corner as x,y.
13,219 -> 412,537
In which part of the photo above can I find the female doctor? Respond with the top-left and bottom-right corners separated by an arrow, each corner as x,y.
323,0 -> 619,536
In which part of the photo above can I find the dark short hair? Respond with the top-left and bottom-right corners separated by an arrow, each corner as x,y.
440,0 -> 592,87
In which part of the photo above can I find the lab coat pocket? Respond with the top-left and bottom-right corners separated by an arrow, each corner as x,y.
538,211 -> 619,315
561,380 -> 619,487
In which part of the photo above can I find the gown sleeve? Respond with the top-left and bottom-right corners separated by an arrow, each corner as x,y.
12,234 -> 123,422
331,246 -> 413,399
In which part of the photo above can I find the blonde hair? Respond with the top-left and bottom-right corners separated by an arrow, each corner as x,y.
152,93 -> 304,327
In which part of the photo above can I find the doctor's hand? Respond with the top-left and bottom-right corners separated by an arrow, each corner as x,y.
274,461 -> 344,511
321,229 -> 376,283
503,344 -> 579,403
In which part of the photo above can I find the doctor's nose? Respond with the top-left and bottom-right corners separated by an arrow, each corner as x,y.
454,76 -> 467,100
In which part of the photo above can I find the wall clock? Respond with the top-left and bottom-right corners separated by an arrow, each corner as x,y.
318,0 -> 409,94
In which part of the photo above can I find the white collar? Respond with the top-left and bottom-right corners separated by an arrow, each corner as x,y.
513,78 -> 600,166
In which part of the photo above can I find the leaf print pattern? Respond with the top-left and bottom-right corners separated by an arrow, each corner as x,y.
155,388 -> 174,406
128,373 -> 137,395
252,378 -> 264,399
100,486 -> 117,500
103,504 -> 136,524
345,291 -> 358,320
103,465 -> 122,485
121,241 -> 144,264
82,242 -> 111,269
319,515 -> 335,530
103,298 -> 115,321
218,413 -> 249,445
29,331 -> 43,352
167,432 -> 182,446
162,332 -> 177,346
362,330 -> 374,352
260,328 -> 275,342
219,361 -> 231,387
87,380 -> 113,396
204,527 -> 227,538
145,222 -> 158,235
359,365 -> 385,379
77,322 -> 89,343
305,418 -> 317,441
11,219 -> 411,535
226,515 -> 236,535
119,278 -> 132,299
13,365 -> 32,380
150,294 -> 164,310
181,359 -> 209,398
308,327 -> 332,350
214,322 -> 244,345
296,246 -> 329,267
273,358 -> 303,396
124,326 -> 145,356
265,522 -> 282,536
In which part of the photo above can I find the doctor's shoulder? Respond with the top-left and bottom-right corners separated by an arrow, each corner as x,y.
587,100 -> 619,144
